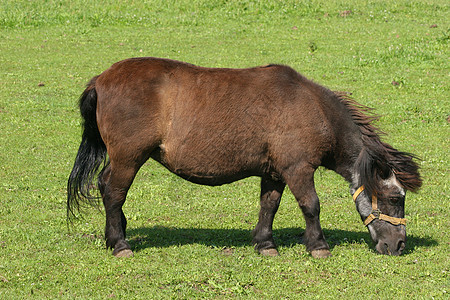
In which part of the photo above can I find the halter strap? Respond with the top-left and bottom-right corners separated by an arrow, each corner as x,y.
353,186 -> 406,226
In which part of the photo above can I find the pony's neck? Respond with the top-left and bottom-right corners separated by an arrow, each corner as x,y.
331,141 -> 365,188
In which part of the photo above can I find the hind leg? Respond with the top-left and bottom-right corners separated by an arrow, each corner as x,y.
284,165 -> 331,258
99,164 -> 128,245
252,176 -> 285,256
100,161 -> 139,257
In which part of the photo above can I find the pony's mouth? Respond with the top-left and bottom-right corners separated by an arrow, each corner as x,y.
375,240 -> 406,256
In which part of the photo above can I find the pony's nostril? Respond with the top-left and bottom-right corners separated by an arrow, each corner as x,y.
398,241 -> 406,253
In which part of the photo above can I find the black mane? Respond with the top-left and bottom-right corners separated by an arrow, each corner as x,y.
336,92 -> 422,196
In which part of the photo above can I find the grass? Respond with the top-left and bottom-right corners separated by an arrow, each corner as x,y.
0,0 -> 448,298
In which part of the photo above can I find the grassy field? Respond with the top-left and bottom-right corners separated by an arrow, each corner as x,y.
0,0 -> 448,298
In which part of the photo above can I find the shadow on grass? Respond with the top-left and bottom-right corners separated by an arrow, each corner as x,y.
127,226 -> 437,255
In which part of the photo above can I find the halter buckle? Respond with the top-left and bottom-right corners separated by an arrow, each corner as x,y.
371,209 -> 382,219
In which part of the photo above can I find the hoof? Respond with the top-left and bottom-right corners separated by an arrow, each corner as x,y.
259,248 -> 279,256
311,249 -> 332,258
113,249 -> 134,258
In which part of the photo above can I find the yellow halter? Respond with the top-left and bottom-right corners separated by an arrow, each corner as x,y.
353,186 -> 406,226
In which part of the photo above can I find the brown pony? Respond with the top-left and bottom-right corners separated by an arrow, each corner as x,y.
67,57 -> 421,258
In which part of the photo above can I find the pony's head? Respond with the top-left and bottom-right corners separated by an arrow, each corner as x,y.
352,142 -> 421,255
340,94 -> 422,255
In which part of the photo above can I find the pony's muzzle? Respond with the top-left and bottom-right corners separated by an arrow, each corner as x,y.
375,229 -> 406,256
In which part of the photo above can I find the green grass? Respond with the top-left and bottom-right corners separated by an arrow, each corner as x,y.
0,0 -> 448,298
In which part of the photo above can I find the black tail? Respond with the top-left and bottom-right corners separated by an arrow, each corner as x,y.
67,76 -> 107,220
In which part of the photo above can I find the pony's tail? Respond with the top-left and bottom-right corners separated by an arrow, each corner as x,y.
67,76 -> 107,221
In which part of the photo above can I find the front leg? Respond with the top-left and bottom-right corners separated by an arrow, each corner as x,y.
299,195 -> 331,258
284,166 -> 331,258
252,177 -> 285,256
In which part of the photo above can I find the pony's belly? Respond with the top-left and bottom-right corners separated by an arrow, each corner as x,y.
157,142 -> 261,186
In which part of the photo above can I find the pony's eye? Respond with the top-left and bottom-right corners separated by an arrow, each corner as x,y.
389,197 -> 400,204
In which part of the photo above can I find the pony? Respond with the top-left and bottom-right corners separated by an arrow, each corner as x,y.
67,57 -> 421,257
